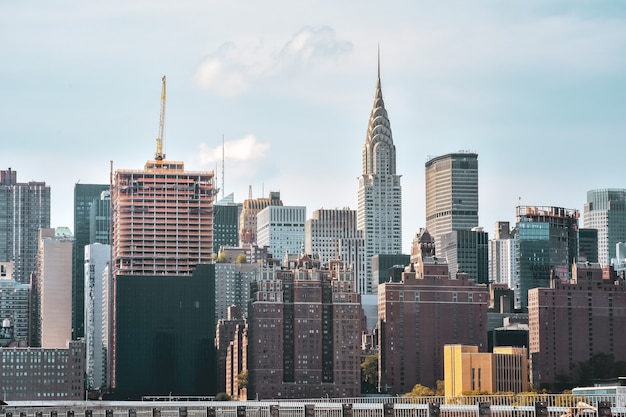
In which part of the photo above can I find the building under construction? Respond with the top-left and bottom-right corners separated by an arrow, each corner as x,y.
109,76 -> 217,398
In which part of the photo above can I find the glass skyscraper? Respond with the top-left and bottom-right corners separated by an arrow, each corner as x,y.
584,189 -> 626,267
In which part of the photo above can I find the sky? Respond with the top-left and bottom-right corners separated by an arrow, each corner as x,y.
2,1 -> 626,253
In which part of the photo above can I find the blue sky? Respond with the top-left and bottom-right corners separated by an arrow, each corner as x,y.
2,1 -> 626,252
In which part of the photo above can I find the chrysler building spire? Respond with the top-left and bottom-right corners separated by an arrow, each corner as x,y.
357,51 -> 403,295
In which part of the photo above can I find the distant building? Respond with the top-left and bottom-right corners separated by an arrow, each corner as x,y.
357,60 -> 402,294
305,208 -> 366,293
214,262 -> 262,321
425,152 -> 479,257
584,189 -> 626,267
371,253 -> 410,285
378,234 -> 488,393
246,258 -> 362,399
578,228 -> 599,264
215,305 -> 245,395
33,228 -> 73,349
513,205 -> 579,310
528,261 -> 626,390
489,221 -> 513,287
213,193 -> 241,254
0,168 -> 51,284
73,183 -> 109,340
0,340 -> 85,401
0,262 -> 30,343
239,191 -> 282,245
444,344 -> 528,397
440,228 -> 489,283
84,243 -> 110,392
257,205 -> 306,262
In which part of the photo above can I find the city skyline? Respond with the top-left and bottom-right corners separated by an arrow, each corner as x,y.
3,2 -> 626,253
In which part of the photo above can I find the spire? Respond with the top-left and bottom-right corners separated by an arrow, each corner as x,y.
362,47 -> 396,176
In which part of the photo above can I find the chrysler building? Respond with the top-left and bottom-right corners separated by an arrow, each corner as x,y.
357,56 -> 402,294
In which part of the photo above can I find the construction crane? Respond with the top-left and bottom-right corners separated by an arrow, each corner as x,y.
155,75 -> 166,161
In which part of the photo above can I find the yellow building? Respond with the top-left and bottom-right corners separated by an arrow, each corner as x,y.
444,345 -> 528,397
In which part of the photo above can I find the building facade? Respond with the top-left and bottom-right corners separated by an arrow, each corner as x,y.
239,191 -> 282,245
73,183 -> 110,340
425,152 -> 479,256
0,340 -> 85,401
489,221 -> 513,287
246,258 -> 362,399
584,189 -> 626,267
305,208 -> 366,293
0,262 -> 30,343
528,261 -> 626,389
257,205 -> 306,261
444,344 -> 528,397
213,192 -> 241,254
378,234 -> 488,393
440,228 -> 489,283
110,153 -> 217,397
214,262 -> 262,321
513,206 -> 579,310
357,63 -> 402,294
34,228 -> 73,349
0,168 -> 51,284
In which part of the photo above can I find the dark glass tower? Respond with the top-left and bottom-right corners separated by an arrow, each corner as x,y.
73,183 -> 109,339
213,193 -> 240,253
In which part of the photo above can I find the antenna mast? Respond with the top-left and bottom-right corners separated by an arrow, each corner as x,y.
155,75 -> 166,161
222,134 -> 225,199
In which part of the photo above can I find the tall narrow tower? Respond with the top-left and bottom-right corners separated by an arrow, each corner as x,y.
357,54 -> 402,294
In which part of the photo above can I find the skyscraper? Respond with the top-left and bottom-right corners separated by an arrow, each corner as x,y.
584,189 -> 626,267
0,168 -> 51,284
213,192 -> 241,254
239,191 -> 282,245
357,58 -> 402,294
73,183 -> 110,340
513,205 -> 579,310
257,205 -> 306,261
425,152 -> 479,256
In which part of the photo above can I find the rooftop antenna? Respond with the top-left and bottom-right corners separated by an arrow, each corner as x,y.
248,185 -> 252,200
155,75 -> 166,161
222,134 -> 225,200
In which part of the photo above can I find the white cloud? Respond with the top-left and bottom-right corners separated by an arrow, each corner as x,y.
195,134 -> 270,165
193,26 -> 353,96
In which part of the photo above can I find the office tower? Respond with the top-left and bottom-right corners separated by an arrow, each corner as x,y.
214,262 -> 261,321
378,234 -> 488,393
305,208 -> 366,293
110,109 -> 217,397
257,205 -> 306,260
84,243 -> 110,393
513,206 -> 579,310
246,259 -> 362,399
444,345 -> 528,396
489,221 -> 513,287
33,228 -> 73,348
213,192 -> 241,254
584,189 -> 626,267
440,227 -> 489,283
528,261 -> 626,390
425,152 -> 479,256
0,340 -> 85,401
89,190 -> 111,244
239,191 -> 282,245
73,183 -> 109,340
357,61 -> 402,295
0,262 -> 30,342
578,228 -> 599,263
0,168 -> 51,284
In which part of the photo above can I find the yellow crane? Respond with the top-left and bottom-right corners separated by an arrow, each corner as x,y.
155,75 -> 166,161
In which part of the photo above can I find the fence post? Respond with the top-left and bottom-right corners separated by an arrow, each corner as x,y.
269,405 -> 279,417
427,403 -> 440,417
598,401 -> 612,417
534,401 -> 548,417
341,404 -> 352,417
304,405 -> 315,417
478,402 -> 491,417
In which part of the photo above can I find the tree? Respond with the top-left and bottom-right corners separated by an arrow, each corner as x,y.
237,370 -> 248,388
361,354 -> 378,393
405,384 -> 435,397
214,392 -> 231,401
215,251 -> 228,263
235,253 -> 247,263
435,380 -> 445,396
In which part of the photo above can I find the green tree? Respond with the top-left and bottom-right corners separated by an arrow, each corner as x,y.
237,370 -> 248,388
235,253 -> 247,263
435,380 -> 445,396
405,384 -> 435,397
214,392 -> 231,401
361,354 -> 378,393
215,251 -> 228,263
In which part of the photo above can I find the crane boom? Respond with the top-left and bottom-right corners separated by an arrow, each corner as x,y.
155,75 -> 166,161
